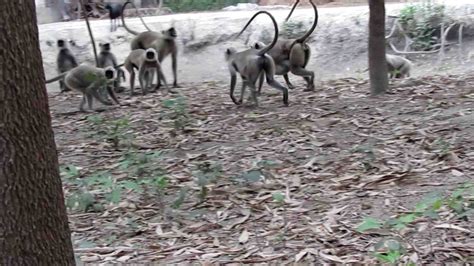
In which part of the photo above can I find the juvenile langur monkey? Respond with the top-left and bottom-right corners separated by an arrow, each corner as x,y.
46,65 -> 120,112
56,39 -> 79,92
386,54 -> 412,78
98,43 -> 126,92
124,48 -> 170,96
251,0 -> 318,92
121,0 -> 179,89
225,11 -> 289,107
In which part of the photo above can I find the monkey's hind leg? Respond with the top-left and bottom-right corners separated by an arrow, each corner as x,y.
264,61 -> 289,106
257,71 -> 265,95
290,65 -> 315,91
129,71 -> 136,96
239,80 -> 247,104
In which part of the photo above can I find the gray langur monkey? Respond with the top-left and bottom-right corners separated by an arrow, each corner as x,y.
56,39 -> 79,92
124,48 -> 170,96
386,54 -> 412,78
45,64 -> 120,112
225,11 -> 289,107
251,0 -> 318,92
98,42 -> 126,92
121,0 -> 179,89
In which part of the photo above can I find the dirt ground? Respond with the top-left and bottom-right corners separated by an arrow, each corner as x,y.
49,72 -> 474,263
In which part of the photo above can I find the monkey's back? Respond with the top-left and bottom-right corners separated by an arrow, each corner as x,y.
65,65 -> 105,91
131,32 -> 163,50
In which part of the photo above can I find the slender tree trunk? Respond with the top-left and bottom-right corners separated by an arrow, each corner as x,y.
368,0 -> 388,95
0,1 -> 75,265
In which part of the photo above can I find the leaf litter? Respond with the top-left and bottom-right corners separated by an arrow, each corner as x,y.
50,73 -> 474,264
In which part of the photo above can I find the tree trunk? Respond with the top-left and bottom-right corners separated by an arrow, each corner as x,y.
368,0 -> 388,95
0,1 -> 75,265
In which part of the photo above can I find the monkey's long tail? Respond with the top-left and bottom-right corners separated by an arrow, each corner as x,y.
121,1 -> 141,35
285,0 -> 300,22
122,0 -> 159,34
237,11 -> 279,56
45,72 -> 67,84
291,0 -> 318,47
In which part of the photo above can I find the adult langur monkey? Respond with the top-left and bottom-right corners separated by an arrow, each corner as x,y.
121,0 -> 179,89
251,0 -> 318,92
225,11 -> 289,107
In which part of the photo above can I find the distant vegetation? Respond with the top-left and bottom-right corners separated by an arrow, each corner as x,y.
163,0 -> 251,12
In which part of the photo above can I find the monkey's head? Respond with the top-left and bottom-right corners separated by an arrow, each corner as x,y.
57,39 -> 65,48
104,67 -> 116,81
225,48 -> 236,61
145,48 -> 157,61
162,27 -> 177,39
100,43 -> 111,52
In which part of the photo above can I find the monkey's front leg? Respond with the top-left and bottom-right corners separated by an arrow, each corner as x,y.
171,50 -> 180,88
156,66 -> 175,94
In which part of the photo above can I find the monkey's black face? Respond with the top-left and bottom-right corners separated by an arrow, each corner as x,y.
102,43 -> 111,52
167,27 -> 177,38
57,39 -> 65,47
146,51 -> 155,60
105,69 -> 115,79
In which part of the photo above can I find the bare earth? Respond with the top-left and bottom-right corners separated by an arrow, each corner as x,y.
50,73 -> 474,263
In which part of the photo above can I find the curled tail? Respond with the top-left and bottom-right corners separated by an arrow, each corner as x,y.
285,0 -> 300,22
237,11 -> 280,56
122,0 -> 156,34
290,0 -> 318,49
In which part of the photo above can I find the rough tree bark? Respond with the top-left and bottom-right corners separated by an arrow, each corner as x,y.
0,1 -> 75,265
368,0 -> 388,95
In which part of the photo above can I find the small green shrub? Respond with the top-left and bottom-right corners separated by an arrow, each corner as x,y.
357,183 -> 474,263
162,97 -> 192,132
398,1 -> 448,51
86,115 -> 132,148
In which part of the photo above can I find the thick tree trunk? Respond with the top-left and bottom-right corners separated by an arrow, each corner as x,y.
368,0 -> 388,95
0,1 -> 75,265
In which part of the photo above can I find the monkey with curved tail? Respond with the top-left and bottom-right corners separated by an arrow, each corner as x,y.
121,0 -> 179,89
251,0 -> 318,92
226,11 -> 289,107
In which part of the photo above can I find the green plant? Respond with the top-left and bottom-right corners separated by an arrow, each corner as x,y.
194,162 -> 222,202
86,115 -> 132,148
60,164 -> 81,180
357,184 -> 474,263
398,1 -> 447,51
162,97 -> 191,132
119,150 -> 164,177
